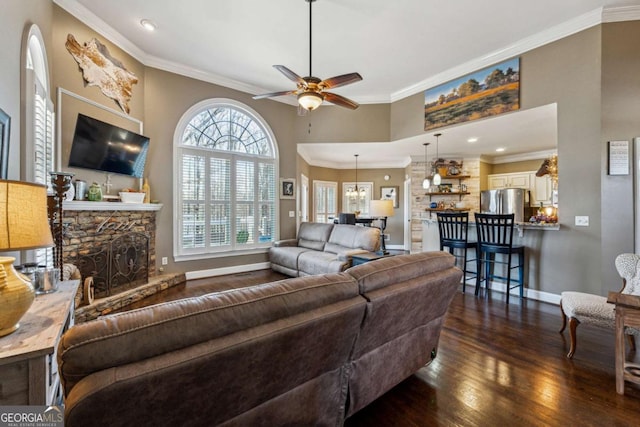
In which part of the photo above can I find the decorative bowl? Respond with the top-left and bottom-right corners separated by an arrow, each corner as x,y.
119,192 -> 145,203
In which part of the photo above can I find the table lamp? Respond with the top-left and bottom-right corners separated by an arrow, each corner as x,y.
369,199 -> 394,254
0,180 -> 54,337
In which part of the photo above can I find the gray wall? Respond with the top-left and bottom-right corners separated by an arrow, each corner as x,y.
600,21 -> 640,292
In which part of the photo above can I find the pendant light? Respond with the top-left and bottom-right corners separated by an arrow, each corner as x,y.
432,133 -> 442,186
422,143 -> 431,190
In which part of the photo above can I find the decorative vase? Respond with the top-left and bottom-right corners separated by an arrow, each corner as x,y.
0,257 -> 35,337
87,182 -> 103,201
236,230 -> 249,243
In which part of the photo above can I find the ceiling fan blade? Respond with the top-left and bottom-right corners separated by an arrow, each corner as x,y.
273,65 -> 306,86
320,72 -> 363,89
253,90 -> 297,100
324,92 -> 359,110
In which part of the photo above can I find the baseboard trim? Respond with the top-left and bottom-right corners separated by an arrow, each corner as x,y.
186,262 -> 271,280
463,279 -> 561,305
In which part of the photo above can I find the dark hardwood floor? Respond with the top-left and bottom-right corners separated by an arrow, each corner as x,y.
346,289 -> 640,427
118,270 -> 640,425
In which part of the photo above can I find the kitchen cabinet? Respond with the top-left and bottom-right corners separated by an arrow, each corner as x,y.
488,172 -> 530,190
531,174 -> 553,206
488,171 -> 553,207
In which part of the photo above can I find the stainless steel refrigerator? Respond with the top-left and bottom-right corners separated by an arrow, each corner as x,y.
480,188 -> 529,222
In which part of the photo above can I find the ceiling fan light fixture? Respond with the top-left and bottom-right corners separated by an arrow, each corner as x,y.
298,91 -> 323,110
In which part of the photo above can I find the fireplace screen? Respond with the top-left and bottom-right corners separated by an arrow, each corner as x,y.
76,232 -> 150,298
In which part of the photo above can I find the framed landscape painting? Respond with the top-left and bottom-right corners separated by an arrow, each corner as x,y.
424,57 -> 520,131
0,108 -> 10,179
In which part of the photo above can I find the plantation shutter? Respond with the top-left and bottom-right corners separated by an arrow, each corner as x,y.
209,156 -> 231,247
180,152 -> 206,251
26,70 -> 55,267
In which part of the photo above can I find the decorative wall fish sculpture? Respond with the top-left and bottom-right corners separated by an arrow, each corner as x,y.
65,34 -> 138,114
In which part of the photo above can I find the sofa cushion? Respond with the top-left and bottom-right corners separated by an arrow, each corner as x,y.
269,246 -> 312,271
327,224 -> 380,253
58,272 -> 360,396
297,222 -> 334,250
298,251 -> 348,276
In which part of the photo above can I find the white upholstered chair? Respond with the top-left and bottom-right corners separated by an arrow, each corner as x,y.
559,253 -> 640,359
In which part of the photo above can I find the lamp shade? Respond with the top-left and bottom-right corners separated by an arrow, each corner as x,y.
369,199 -> 394,217
298,91 -> 324,111
0,180 -> 54,251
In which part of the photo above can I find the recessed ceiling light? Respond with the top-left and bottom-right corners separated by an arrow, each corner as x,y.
496,147 -> 506,152
140,19 -> 157,31
467,137 -> 478,143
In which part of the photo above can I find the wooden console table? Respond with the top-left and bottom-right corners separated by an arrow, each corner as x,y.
607,291 -> 640,395
0,280 -> 79,405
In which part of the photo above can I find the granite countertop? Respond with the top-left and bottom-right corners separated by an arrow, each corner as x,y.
418,217 -> 560,231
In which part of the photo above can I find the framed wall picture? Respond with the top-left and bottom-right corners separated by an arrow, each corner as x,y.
280,178 -> 296,199
380,186 -> 399,208
0,108 -> 10,179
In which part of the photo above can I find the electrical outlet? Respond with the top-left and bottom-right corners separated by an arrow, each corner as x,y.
161,257 -> 168,265
575,216 -> 589,227
383,234 -> 390,241
289,210 -> 295,218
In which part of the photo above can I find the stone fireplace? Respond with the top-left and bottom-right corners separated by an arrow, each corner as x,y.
62,201 -> 161,299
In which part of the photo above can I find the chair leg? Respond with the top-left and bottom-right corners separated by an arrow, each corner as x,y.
567,317 -> 579,359
475,251 -> 482,296
462,247 -> 468,294
519,251 -> 525,299
484,254 -> 493,293
506,253 -> 512,305
559,300 -> 567,333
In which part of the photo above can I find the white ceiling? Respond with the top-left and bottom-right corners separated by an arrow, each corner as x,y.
55,0 -> 640,167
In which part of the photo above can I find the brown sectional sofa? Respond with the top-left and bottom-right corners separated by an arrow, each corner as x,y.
58,251 -> 462,427
269,222 -> 381,276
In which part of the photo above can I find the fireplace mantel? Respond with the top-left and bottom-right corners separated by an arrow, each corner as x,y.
63,201 -> 163,211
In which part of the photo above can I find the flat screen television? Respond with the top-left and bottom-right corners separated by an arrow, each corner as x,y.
68,113 -> 150,178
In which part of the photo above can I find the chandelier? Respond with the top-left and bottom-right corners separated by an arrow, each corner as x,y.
432,133 -> 442,186
422,142 -> 431,190
347,154 -> 366,200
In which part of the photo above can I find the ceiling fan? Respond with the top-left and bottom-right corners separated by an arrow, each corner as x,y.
253,0 -> 362,112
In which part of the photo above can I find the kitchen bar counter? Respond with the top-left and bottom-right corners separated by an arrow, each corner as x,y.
419,218 -> 559,302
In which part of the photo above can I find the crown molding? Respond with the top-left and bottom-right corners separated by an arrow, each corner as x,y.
603,5 -> 640,22
53,2 -> 639,107
53,0 -> 148,62
486,149 -> 557,165
390,8 -> 604,102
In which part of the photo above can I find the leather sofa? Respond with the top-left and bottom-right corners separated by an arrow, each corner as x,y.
269,222 -> 381,276
58,251 -> 462,427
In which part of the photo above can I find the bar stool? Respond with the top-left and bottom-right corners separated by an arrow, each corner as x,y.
474,213 -> 525,304
436,212 -> 477,292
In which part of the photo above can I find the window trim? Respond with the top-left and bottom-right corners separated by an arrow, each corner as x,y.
342,181 -> 374,216
173,98 -> 279,261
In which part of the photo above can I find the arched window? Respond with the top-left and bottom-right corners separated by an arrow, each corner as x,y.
174,99 -> 278,259
24,24 -> 54,267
